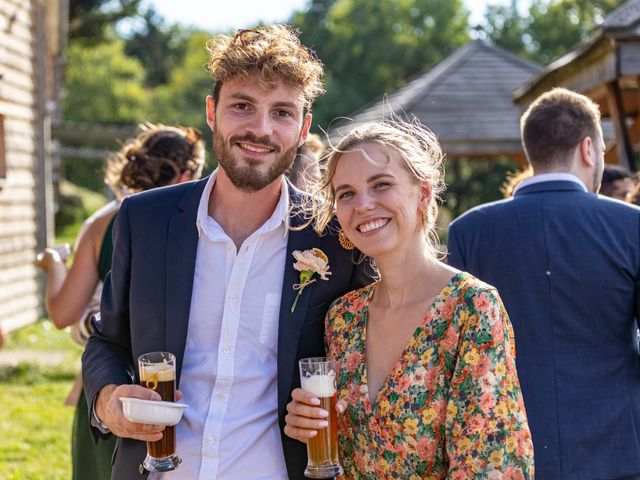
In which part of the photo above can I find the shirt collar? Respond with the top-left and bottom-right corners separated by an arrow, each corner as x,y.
196,169 -> 290,239
513,172 -> 588,196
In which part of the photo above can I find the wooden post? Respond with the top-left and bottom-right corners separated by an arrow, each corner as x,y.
606,80 -> 636,171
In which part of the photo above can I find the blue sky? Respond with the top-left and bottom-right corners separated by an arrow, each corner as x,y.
143,0 -> 527,32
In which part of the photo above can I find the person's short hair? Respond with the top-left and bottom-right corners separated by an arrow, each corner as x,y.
310,119 -> 445,258
626,181 -> 640,206
105,123 -> 206,200
302,133 -> 324,157
600,164 -> 633,192
206,25 -> 324,110
521,88 -> 601,168
501,166 -> 533,198
287,133 -> 324,190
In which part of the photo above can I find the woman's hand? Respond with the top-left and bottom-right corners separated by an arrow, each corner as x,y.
284,388 -> 346,443
35,245 -> 69,272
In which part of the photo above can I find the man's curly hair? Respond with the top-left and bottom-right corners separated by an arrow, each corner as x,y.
206,24 -> 324,110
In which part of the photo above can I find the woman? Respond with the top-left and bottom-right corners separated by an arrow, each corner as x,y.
284,120 -> 534,478
36,123 -> 205,480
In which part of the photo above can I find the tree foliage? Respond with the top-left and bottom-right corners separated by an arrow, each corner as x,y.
63,35 -> 151,124
123,7 -> 189,87
149,31 -> 213,145
484,0 -> 622,64
69,0 -> 141,43
290,0 -> 469,131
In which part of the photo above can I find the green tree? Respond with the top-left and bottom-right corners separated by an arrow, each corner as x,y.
124,7 -> 189,87
528,0 -> 621,64
291,0 -> 469,130
483,1 -> 530,58
149,31 -> 212,132
150,30 -> 215,167
69,0 -> 141,43
484,0 -> 622,64
63,37 -> 150,124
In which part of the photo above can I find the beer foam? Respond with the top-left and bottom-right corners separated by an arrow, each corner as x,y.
301,373 -> 336,397
141,364 -> 174,382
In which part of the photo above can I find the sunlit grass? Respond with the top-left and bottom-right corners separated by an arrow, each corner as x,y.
0,321 -> 82,479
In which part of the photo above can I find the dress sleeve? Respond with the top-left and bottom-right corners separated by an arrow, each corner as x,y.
445,286 -> 535,478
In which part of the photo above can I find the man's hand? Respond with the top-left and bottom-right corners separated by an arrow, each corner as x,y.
95,384 -> 166,441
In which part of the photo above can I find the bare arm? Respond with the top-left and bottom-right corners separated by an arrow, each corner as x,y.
36,203 -> 118,329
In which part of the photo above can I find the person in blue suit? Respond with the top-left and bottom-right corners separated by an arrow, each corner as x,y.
82,25 -> 370,480
447,87 -> 640,480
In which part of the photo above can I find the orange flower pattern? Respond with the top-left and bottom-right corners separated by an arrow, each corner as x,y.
326,272 -> 534,479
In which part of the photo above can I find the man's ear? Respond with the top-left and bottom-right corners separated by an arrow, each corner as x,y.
206,95 -> 216,132
298,112 -> 312,148
579,136 -> 595,167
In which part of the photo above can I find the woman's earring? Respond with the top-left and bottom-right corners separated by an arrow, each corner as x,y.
338,229 -> 354,250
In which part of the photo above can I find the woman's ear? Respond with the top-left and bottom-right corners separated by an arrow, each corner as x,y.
418,181 -> 432,212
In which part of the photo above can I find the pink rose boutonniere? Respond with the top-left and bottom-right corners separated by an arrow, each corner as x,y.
291,248 -> 331,313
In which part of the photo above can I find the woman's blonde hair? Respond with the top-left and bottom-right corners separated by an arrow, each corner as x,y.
105,123 -> 206,200
310,119 -> 445,257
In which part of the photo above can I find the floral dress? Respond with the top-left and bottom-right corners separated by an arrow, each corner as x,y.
326,272 -> 534,479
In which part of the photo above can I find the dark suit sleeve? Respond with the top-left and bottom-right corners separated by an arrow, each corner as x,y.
82,198 -> 137,437
447,222 -> 467,270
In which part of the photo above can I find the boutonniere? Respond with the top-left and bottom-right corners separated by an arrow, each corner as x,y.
291,248 -> 331,313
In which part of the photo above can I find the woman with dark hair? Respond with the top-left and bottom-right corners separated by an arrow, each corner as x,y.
36,123 -> 205,480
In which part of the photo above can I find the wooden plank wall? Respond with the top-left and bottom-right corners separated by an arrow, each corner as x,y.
0,0 -> 48,333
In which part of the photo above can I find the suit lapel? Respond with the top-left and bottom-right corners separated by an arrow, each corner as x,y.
165,178 -> 208,385
277,190 -> 317,415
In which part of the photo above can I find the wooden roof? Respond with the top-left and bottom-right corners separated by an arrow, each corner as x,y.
514,0 -> 640,110
513,0 -> 640,170
328,40 -> 542,158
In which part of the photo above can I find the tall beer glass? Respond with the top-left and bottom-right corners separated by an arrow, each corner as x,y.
138,351 -> 182,472
299,357 -> 343,478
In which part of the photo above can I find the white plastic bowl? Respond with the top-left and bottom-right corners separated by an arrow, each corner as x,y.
119,397 -> 187,426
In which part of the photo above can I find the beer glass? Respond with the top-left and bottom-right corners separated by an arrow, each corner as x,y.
138,351 -> 182,472
299,357 -> 343,479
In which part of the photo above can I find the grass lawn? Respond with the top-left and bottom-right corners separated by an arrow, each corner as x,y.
0,321 -> 83,479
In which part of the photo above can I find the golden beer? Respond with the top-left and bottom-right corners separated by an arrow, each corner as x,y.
306,394 -> 339,467
299,358 -> 343,478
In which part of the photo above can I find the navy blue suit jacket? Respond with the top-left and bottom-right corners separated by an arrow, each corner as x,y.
448,180 -> 640,479
82,176 -> 370,480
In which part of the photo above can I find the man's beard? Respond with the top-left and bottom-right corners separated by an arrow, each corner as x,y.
214,129 -> 299,192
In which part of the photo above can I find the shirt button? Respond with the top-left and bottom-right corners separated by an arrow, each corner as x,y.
208,436 -> 216,445
223,346 -> 230,354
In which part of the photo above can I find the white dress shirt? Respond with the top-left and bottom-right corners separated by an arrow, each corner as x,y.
512,172 -> 588,195
151,170 -> 289,479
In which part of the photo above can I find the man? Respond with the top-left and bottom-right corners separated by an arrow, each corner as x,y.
600,164 -> 636,201
448,88 -> 640,479
82,25 -> 369,480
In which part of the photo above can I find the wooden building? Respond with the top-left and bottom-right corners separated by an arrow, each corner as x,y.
514,0 -> 640,170
0,0 -> 67,334
328,40 -> 542,161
